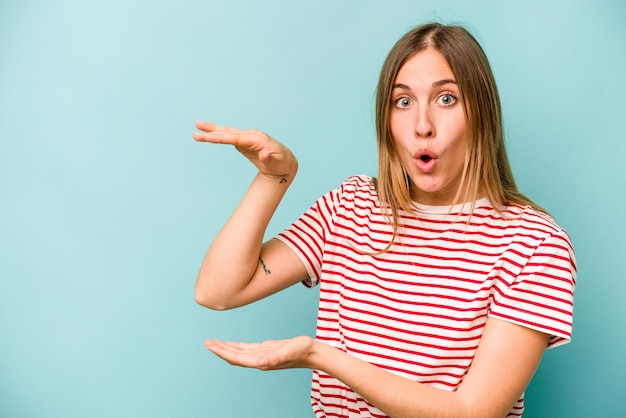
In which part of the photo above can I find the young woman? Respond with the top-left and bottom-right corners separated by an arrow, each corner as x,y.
193,23 -> 576,418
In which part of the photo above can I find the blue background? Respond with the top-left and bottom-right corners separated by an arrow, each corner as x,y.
1,1 -> 625,416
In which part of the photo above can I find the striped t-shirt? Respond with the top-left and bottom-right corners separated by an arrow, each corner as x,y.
276,175 -> 576,418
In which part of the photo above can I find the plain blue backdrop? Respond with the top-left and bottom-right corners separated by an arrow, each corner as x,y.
1,1 -> 625,417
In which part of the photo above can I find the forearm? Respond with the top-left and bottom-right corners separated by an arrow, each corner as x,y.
204,322 -> 546,416
310,341 -> 470,418
195,170 -> 295,309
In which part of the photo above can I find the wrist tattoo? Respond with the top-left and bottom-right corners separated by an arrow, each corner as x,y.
280,178 -> 287,184
259,257 -> 271,275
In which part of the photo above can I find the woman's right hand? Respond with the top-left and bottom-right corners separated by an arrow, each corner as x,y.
193,121 -> 298,181
192,120 -> 306,310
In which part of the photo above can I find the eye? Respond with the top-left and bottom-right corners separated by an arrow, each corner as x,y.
438,93 -> 457,106
393,97 -> 412,109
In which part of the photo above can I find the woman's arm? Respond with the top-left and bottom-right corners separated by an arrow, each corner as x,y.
193,121 -> 308,310
205,317 -> 550,418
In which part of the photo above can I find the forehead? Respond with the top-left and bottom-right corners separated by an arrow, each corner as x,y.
394,49 -> 455,85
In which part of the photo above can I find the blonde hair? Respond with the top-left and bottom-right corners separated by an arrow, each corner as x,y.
375,23 -> 542,240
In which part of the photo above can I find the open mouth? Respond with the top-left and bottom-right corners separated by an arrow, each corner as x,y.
415,150 -> 437,172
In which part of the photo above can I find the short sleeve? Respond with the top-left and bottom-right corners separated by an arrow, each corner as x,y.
275,187 -> 340,288
488,229 -> 577,348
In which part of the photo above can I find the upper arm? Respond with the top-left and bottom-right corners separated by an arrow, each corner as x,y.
220,238 -> 309,309
456,317 -> 550,417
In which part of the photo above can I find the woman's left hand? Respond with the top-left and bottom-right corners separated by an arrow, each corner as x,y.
204,336 -> 316,371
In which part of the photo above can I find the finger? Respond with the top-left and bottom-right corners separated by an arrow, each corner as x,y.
223,341 -> 263,350
205,341 -> 264,368
257,355 -> 271,368
195,120 -> 240,133
258,148 -> 273,164
194,130 -> 266,148
204,339 -> 261,354
195,120 -> 212,131
193,130 -> 239,144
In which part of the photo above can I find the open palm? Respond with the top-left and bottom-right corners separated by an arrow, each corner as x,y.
204,336 -> 315,371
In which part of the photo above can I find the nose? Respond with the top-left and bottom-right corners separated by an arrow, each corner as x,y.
414,106 -> 434,138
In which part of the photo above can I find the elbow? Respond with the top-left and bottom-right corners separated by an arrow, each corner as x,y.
194,269 -> 249,311
455,395 -> 510,418
194,270 -> 229,310
194,287 -> 230,311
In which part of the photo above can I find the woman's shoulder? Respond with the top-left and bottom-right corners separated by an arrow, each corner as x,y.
340,174 -> 376,189
324,174 -> 380,209
470,202 -> 576,264
332,175 -> 378,197
494,202 -> 571,243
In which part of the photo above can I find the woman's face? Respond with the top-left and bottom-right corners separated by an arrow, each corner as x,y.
389,48 -> 468,206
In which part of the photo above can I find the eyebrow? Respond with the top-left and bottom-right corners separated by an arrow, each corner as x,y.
392,79 -> 458,90
432,79 -> 457,87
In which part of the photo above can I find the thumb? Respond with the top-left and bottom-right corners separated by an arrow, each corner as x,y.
258,148 -> 273,165
257,355 -> 270,367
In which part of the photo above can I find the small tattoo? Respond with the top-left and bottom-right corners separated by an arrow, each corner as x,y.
280,178 -> 287,184
259,257 -> 271,275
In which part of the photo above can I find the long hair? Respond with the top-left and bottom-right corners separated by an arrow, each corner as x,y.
375,23 -> 542,242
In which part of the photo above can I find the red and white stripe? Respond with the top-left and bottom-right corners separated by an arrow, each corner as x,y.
277,175 -> 576,418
